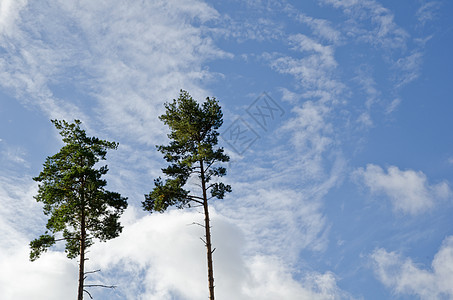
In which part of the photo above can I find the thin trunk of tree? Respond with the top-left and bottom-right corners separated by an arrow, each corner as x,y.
200,160 -> 215,300
78,192 -> 86,300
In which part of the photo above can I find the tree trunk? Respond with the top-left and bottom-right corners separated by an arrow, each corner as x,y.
78,200 -> 86,300
200,160 -> 215,300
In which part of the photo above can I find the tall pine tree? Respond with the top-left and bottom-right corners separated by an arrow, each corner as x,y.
30,120 -> 128,300
143,90 -> 231,300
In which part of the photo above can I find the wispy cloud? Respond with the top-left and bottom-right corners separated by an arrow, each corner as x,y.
0,1 -> 86,121
320,0 -> 427,100
416,1 -> 442,26
0,1 -> 231,145
354,164 -> 451,215
216,186 -> 329,260
0,0 -> 27,36
218,16 -> 284,42
283,4 -> 343,44
266,33 -> 343,95
371,235 -> 453,299
0,143 -> 29,169
393,51 -> 424,87
320,0 -> 409,50
386,98 -> 401,114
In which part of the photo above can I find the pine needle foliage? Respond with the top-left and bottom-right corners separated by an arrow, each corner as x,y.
30,119 -> 127,300
143,90 -> 231,300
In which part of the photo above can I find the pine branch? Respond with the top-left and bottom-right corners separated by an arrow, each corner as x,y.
204,160 -> 216,172
187,195 -> 204,204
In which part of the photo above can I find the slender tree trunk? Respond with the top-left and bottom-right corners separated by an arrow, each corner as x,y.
200,160 -> 215,300
78,198 -> 86,300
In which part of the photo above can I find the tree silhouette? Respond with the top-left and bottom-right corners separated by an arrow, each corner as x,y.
143,90 -> 231,300
30,119 -> 128,300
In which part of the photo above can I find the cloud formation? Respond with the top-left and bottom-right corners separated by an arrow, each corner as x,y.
371,236 -> 453,299
0,205 -> 349,300
354,164 -> 451,214
0,0 -> 231,145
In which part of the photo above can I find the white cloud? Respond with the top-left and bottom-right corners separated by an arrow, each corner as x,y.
302,17 -> 342,44
0,175 -> 41,246
62,0 -> 231,145
321,0 -> 409,50
281,101 -> 333,179
320,0 -> 431,95
0,205 -> 349,300
0,0 -> 27,36
0,0 -> 231,145
267,33 -> 343,96
0,247 -> 77,300
243,256 -> 350,300
89,209 -> 348,299
0,143 -> 28,168
0,172 -> 76,300
216,187 -> 329,260
416,1 -> 441,26
0,1 -> 87,121
219,16 -> 284,42
386,98 -> 401,114
354,164 -> 451,215
283,4 -> 342,44
357,112 -> 373,127
0,161 -> 345,299
394,51 -> 423,87
371,236 -> 453,299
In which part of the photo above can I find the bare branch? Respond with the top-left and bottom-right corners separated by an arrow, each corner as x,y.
187,222 -> 205,228
85,284 -> 116,289
84,289 -> 93,299
200,237 -> 207,245
85,269 -> 101,275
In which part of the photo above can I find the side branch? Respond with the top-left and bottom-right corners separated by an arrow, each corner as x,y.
85,284 -> 117,289
84,269 -> 101,275
187,195 -> 204,204
187,222 -> 205,228
204,160 -> 216,172
84,289 -> 93,299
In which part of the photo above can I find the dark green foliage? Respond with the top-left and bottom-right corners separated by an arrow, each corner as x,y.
143,90 -> 231,212
143,90 -> 230,300
29,234 -> 55,261
30,119 -> 128,261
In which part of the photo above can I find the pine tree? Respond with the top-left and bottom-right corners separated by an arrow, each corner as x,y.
30,119 -> 128,300
143,90 -> 231,300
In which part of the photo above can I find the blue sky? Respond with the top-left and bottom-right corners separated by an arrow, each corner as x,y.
1,0 -> 452,299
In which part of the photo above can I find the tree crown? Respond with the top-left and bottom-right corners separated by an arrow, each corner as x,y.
143,90 -> 231,212
30,120 -> 127,261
